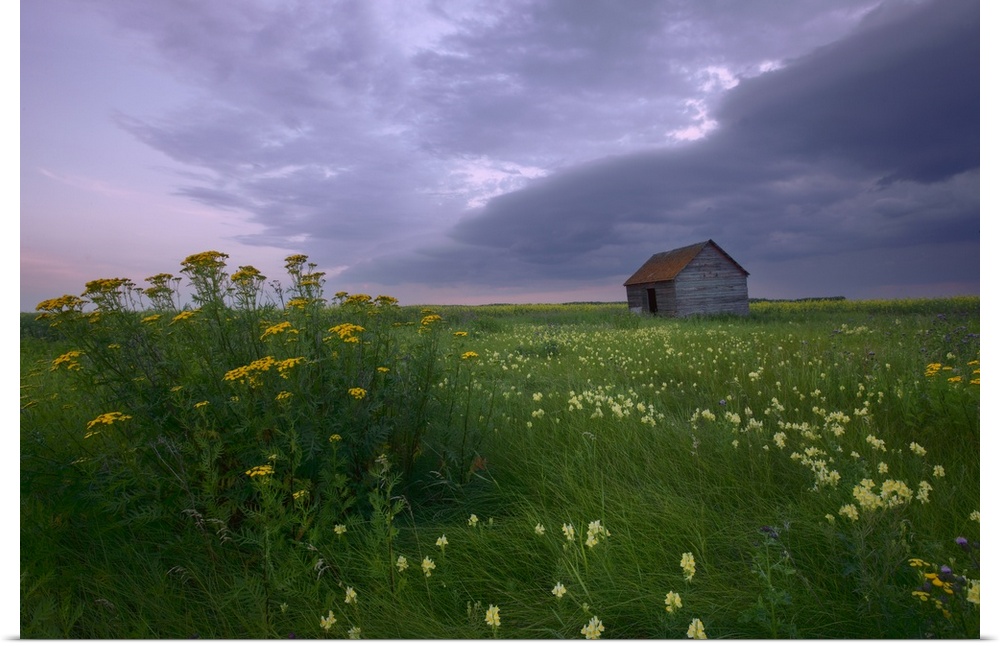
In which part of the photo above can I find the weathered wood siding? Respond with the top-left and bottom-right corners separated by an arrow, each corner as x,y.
626,282 -> 676,314
672,245 -> 749,316
626,245 -> 748,317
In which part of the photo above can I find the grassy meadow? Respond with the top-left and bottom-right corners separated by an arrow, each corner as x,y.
20,252 -> 980,638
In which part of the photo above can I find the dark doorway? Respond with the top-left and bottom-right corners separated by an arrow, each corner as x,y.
646,288 -> 658,314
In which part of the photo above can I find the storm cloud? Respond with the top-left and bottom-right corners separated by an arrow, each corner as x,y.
21,0 -> 979,308
348,0 -> 978,296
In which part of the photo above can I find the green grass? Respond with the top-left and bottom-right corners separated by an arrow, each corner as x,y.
20,260 -> 980,638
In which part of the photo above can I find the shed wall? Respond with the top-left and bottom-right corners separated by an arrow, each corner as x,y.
673,246 -> 749,316
627,282 -> 677,315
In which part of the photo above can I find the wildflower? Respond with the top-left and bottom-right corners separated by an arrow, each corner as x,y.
421,556 -> 435,577
866,434 -> 886,451
772,432 -> 787,449
170,310 -> 197,325
551,582 -> 567,598
348,387 -> 367,400
420,314 -> 443,326
909,558 -> 931,568
223,356 -> 276,386
320,610 -> 336,631
878,462 -> 889,474
680,552 -> 696,581
586,520 -> 610,548
879,479 -> 913,507
461,351 -> 479,360
970,510 -> 980,522
436,535 -> 448,550
84,411 -> 133,437
396,555 -> 408,572
968,579 -> 980,605
453,331 -> 468,337
581,616 -> 605,639
275,356 -> 305,378
329,323 -> 365,343
468,514 -> 479,527
909,442 -> 927,456
347,626 -> 361,639
194,400 -> 210,408
839,504 -> 859,521
245,464 -> 274,478
377,366 -> 390,373
334,524 -> 347,536
562,523 -> 575,541
933,465 -> 945,478
141,314 -> 161,324
86,411 -> 132,430
275,391 -> 292,402
293,489 -> 307,501
916,481 -> 932,504
260,321 -> 295,340
687,618 -> 706,639
344,587 -> 357,604
344,293 -> 372,306
51,350 -> 84,371
664,591 -> 682,613
534,523 -> 546,536
485,604 -> 500,628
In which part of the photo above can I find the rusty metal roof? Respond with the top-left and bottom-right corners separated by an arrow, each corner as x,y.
623,239 -> 748,286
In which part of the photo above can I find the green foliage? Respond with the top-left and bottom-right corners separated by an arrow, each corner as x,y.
22,282 -> 980,638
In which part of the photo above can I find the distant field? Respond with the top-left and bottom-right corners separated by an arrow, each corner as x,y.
21,271 -> 979,638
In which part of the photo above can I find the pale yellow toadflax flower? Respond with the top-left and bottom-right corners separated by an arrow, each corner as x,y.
581,616 -> 604,639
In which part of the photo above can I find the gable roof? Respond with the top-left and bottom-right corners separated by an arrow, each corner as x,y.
623,239 -> 749,286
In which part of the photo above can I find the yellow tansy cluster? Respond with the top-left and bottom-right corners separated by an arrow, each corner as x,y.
51,350 -> 84,371
83,277 -> 134,296
245,464 -> 275,478
35,294 -> 86,317
224,356 -> 277,386
170,310 -> 198,325
260,321 -> 297,341
329,323 -> 365,343
84,411 -> 132,438
86,411 -> 132,430
223,356 -> 305,386
181,250 -> 229,271
230,265 -> 265,285
286,297 -> 311,310
344,293 -> 372,306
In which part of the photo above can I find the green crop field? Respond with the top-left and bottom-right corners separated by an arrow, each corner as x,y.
20,252 -> 980,638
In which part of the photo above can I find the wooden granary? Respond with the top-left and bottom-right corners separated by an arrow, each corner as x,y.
624,240 -> 749,316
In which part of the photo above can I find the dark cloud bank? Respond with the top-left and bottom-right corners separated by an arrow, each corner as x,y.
347,0 -> 979,299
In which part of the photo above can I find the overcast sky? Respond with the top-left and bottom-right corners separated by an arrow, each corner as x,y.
20,0 -> 982,310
